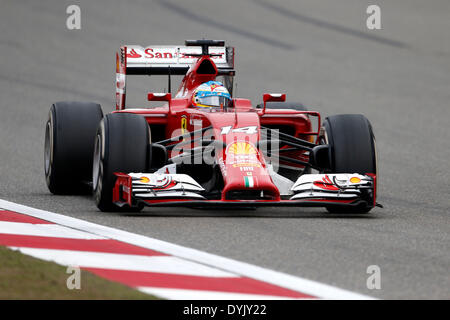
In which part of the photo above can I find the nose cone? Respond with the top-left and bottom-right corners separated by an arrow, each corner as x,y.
203,111 -> 280,201
221,140 -> 280,201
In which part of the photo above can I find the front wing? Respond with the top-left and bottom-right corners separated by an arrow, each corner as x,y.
113,172 -> 377,210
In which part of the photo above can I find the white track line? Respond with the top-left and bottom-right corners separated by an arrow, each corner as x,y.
10,247 -> 236,277
138,287 -> 301,300
0,221 -> 105,239
0,199 -> 373,299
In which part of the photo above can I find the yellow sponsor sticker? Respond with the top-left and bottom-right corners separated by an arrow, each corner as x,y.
350,177 -> 361,184
140,176 -> 150,183
181,116 -> 187,135
227,142 -> 257,155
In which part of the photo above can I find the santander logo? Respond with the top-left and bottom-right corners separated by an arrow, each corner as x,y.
127,49 -> 142,58
313,175 -> 339,191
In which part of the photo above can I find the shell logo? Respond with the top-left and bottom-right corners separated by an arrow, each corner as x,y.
140,177 -> 150,183
350,177 -> 361,184
227,142 -> 257,155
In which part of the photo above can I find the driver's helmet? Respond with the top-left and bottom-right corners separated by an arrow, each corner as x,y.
192,81 -> 232,109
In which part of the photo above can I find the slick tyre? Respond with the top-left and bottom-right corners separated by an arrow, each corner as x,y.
45,102 -> 103,194
321,114 -> 377,214
92,113 -> 151,212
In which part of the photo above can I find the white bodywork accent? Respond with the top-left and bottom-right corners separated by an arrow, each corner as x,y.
267,164 -> 294,196
129,173 -> 205,199
133,191 -> 205,199
290,173 -> 372,200
155,163 -> 177,174
126,46 -> 232,68
290,191 -> 358,200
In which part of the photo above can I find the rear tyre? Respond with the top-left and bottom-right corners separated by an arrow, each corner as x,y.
92,113 -> 151,212
45,102 -> 103,194
321,114 -> 377,213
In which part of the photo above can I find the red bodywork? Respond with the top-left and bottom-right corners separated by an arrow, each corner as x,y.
111,45 -> 374,209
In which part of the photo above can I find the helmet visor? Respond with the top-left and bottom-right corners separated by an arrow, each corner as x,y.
197,95 -> 232,108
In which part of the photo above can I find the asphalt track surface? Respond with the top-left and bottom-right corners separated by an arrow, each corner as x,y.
1,0 -> 449,299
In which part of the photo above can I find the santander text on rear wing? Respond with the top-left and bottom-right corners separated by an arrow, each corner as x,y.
126,45 -> 234,74
116,42 -> 235,109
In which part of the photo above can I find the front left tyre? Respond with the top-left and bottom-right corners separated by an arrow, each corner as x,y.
45,102 -> 103,194
320,114 -> 377,213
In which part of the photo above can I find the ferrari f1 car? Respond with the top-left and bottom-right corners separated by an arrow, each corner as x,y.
44,40 -> 379,213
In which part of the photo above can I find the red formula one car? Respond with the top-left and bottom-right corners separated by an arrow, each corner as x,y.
44,40 -> 379,213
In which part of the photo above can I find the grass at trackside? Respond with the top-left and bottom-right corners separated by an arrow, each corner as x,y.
0,246 -> 158,299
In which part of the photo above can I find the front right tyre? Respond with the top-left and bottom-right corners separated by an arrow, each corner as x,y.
92,113 -> 151,212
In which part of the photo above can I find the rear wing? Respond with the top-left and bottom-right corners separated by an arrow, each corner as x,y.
116,43 -> 235,110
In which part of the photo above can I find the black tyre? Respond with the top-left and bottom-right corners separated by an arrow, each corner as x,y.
321,114 -> 377,213
45,102 -> 103,194
92,113 -> 151,212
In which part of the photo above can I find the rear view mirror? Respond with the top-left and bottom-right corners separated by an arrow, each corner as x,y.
262,93 -> 286,114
